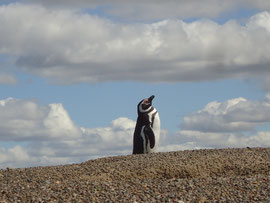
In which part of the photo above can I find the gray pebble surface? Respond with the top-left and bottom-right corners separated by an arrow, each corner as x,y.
1,147 -> 270,202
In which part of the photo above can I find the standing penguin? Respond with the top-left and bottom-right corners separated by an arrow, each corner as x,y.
132,95 -> 160,154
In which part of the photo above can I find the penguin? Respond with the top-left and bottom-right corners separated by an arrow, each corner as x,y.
132,95 -> 160,154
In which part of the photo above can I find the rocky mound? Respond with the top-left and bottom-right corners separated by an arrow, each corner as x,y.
1,147 -> 270,202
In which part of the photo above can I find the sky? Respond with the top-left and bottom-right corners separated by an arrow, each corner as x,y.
1,0 -> 270,168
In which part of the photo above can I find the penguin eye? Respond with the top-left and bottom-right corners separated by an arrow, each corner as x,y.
143,99 -> 150,104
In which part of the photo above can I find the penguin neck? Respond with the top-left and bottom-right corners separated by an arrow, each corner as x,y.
138,106 -> 154,115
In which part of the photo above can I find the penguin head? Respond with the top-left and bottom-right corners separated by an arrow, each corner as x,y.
138,95 -> 155,114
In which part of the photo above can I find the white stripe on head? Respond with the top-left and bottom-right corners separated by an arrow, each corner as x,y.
139,102 -> 152,113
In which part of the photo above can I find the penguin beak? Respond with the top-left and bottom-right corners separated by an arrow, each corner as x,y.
148,95 -> 155,102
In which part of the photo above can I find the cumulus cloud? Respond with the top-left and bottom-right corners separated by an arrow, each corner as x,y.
80,117 -> 135,154
0,97 -> 137,168
181,97 -> 270,132
0,4 -> 270,86
166,94 -> 270,149
182,95 -> 270,132
0,146 -> 31,168
1,95 -> 270,168
0,98 -> 81,141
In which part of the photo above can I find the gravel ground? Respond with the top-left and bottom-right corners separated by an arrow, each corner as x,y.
1,147 -> 270,202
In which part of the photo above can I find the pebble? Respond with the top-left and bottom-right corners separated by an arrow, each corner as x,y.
1,147 -> 270,202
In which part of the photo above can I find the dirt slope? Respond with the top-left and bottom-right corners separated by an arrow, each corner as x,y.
1,147 -> 270,202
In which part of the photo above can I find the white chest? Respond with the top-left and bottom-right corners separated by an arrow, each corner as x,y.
146,109 -> 160,152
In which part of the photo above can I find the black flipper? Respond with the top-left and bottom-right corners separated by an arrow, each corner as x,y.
144,125 -> 155,149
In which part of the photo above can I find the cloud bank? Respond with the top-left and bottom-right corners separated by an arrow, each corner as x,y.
171,94 -> 270,149
0,3 -> 270,88
1,95 -> 270,168
0,98 -> 81,141
0,98 -> 136,168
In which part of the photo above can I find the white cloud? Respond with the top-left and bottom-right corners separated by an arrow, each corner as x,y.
160,94 -> 270,150
44,104 -> 82,139
0,98 -> 81,141
171,130 -> 270,149
1,4 -> 270,86
1,95 -> 270,168
0,98 -> 136,168
0,116 -> 136,168
181,96 -> 270,132
248,11 -> 270,32
80,117 -> 135,152
0,146 -> 31,168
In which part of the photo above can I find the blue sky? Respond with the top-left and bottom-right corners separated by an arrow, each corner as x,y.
1,0 -> 270,168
